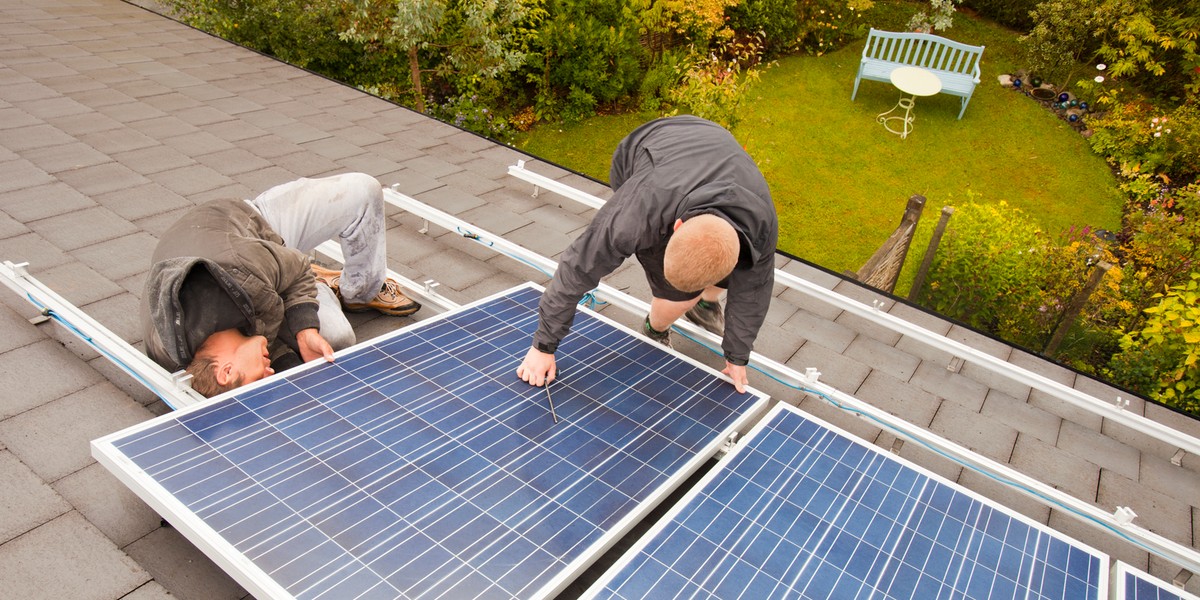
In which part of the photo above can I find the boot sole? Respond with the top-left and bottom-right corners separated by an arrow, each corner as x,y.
344,302 -> 421,317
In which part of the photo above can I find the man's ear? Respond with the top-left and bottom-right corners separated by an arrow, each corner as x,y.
214,360 -> 235,387
673,218 -> 684,232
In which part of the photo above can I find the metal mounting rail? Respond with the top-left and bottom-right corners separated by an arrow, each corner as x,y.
0,260 -> 205,410
386,184 -> 1200,575
507,160 -> 1200,460
1,242 -> 457,412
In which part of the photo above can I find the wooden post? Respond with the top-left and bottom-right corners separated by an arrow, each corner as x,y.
1043,260 -> 1112,358
908,206 -> 954,303
854,194 -> 926,293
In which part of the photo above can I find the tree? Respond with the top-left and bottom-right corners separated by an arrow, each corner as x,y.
342,0 -> 534,113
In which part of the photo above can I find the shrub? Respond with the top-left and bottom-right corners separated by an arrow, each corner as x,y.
962,0 -> 1036,30
1108,271 -> 1200,413
1088,95 -> 1200,183
427,93 -> 514,141
531,0 -> 646,122
665,35 -> 769,129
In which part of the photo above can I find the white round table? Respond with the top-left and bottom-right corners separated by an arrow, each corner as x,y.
877,66 -> 942,139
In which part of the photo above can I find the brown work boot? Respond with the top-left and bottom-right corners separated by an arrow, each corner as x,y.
343,278 -> 421,317
310,264 -> 341,296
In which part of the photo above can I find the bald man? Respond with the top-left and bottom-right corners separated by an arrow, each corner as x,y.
517,115 -> 778,393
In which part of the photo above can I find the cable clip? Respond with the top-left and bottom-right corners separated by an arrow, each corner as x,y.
1113,506 -> 1137,526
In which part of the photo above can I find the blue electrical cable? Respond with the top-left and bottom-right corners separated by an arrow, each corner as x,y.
26,293 -> 177,410
455,226 -> 607,309
670,325 -> 1161,556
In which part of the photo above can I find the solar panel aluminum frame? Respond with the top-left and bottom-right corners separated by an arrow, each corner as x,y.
583,402 -> 1112,599
1112,561 -> 1200,600
92,283 -> 770,600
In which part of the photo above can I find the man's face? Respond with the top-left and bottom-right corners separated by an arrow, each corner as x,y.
230,333 -> 273,385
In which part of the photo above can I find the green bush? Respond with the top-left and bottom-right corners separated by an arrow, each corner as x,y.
962,0 -> 1036,31
919,199 -> 1112,351
725,0 -> 802,56
1088,95 -> 1200,183
666,36 -> 769,129
530,0 -> 646,122
1109,272 -> 1200,413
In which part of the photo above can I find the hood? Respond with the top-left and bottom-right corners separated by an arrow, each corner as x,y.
141,256 -> 255,372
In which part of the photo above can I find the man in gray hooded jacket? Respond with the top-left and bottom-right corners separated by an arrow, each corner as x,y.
516,116 -> 777,393
141,173 -> 419,397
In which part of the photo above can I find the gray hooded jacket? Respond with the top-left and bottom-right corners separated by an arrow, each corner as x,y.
534,115 -> 778,365
140,199 -> 320,373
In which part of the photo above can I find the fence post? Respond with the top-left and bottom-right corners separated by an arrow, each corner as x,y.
1043,261 -> 1113,358
908,206 -> 954,303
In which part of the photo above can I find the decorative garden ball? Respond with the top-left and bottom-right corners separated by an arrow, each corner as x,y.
1069,99 -> 1078,107
1014,78 -> 1022,88
1058,92 -> 1069,102
1068,113 -> 1079,122
1080,102 -> 1089,111
1031,77 -> 1042,87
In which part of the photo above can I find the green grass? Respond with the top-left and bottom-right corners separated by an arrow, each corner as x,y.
512,4 -> 1125,280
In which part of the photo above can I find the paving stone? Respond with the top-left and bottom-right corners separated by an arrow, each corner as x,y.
0,511 -> 150,600
1146,554 -> 1200,597
980,389 -> 1062,445
70,231 -> 156,282
794,393 -> 883,447
1102,416 -> 1191,465
779,308 -> 857,354
929,400 -> 1018,463
843,335 -> 919,382
120,581 -> 176,600
459,202 -> 533,238
881,432 -> 963,484
0,158 -> 55,195
1008,348 -> 1077,387
834,309 -> 903,346
1098,469 -> 1192,546
80,291 -> 143,345
22,140 -> 111,174
35,259 -> 126,306
0,338 -> 103,419
1137,451 -> 1200,508
111,143 -> 196,175
29,205 -> 139,251
945,323 -> 1013,360
853,370 -> 942,427
0,302 -> 45,355
53,462 -> 161,548
0,209 -> 30,239
0,381 -> 149,483
0,450 -> 71,544
957,360 -> 1033,402
124,526 -> 248,600
908,360 -> 989,411
1057,420 -> 1141,480
1029,387 -> 1105,432
56,161 -> 154,198
784,341 -> 870,395
0,180 -> 97,222
501,221 -> 577,262
776,284 -> 843,320
411,246 -> 496,292
1010,434 -> 1099,501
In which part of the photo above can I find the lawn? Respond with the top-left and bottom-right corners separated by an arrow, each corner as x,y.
510,3 -> 1125,286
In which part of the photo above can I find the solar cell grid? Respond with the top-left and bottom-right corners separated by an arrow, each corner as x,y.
587,403 -> 1108,600
94,284 -> 767,600
1114,562 -> 1200,600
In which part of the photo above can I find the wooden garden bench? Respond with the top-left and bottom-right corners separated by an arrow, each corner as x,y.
851,28 -> 985,119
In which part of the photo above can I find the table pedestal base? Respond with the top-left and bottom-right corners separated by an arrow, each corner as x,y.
877,96 -> 916,139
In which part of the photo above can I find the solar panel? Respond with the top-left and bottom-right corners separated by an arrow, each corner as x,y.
1113,562 -> 1200,600
587,403 -> 1109,600
93,284 -> 768,600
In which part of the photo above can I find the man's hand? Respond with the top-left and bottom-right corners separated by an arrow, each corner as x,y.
516,347 -> 556,387
722,362 -> 748,394
297,328 -> 335,364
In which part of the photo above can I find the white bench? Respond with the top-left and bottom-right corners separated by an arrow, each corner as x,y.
852,28 -> 985,119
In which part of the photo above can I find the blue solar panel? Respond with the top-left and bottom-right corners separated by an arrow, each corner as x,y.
1114,562 -> 1199,600
93,284 -> 767,600
588,403 -> 1109,600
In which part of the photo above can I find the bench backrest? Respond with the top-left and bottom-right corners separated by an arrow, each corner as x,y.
862,28 -> 983,77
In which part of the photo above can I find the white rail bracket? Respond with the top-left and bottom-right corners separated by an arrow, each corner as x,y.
718,432 -> 739,458
1172,448 -> 1186,467
802,367 -> 822,385
1113,506 -> 1138,526
1174,569 -> 1193,588
947,356 -> 966,373
889,437 -> 905,455
1115,396 -> 1130,410
173,371 -> 195,391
